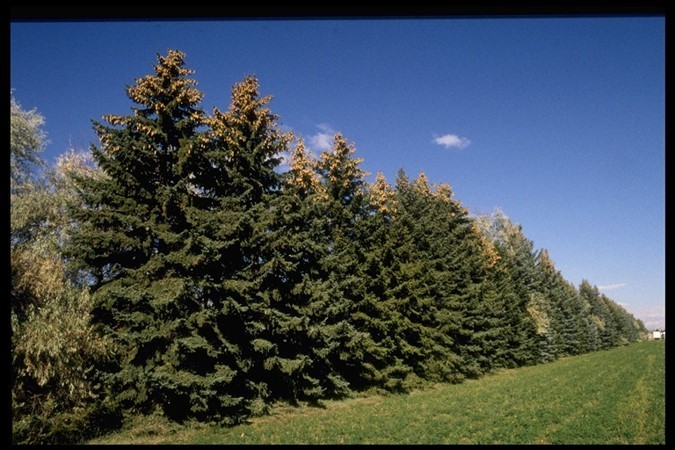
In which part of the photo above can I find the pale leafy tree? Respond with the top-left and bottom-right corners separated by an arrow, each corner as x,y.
11,91 -> 114,444
10,92 -> 46,188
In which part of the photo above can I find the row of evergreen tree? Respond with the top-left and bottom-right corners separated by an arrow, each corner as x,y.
11,50 -> 647,442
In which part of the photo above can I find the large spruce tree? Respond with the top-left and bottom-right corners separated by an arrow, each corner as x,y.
197,74 -> 293,417
360,172 -> 417,391
258,139 -> 351,401
67,50 -> 250,423
313,134 -> 383,391
536,250 -> 584,358
382,171 -> 466,383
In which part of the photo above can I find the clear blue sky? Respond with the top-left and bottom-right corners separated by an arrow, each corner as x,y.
10,18 -> 665,329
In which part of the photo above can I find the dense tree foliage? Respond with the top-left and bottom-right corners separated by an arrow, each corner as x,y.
10,94 -> 46,188
11,51 -> 649,443
11,93 -> 119,444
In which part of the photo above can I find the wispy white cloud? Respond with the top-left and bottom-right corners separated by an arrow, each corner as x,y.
308,123 -> 335,151
597,283 -> 627,291
433,133 -> 471,149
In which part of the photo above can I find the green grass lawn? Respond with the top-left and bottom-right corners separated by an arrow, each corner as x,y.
90,340 -> 665,444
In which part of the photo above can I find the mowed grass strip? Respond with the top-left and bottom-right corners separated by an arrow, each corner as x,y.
90,341 -> 665,445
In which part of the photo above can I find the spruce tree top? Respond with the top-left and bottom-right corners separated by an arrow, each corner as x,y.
101,50 -> 204,150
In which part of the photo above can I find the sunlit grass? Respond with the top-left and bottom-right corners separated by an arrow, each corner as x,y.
90,340 -> 665,444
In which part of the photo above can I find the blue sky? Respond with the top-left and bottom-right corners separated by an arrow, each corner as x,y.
10,18 -> 665,329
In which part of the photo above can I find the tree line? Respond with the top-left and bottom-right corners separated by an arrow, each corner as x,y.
10,50 -> 648,444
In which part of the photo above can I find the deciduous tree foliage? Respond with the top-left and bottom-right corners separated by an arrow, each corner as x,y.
15,50 -> 648,443
472,209 -> 545,366
11,91 -> 118,444
10,93 -> 46,188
